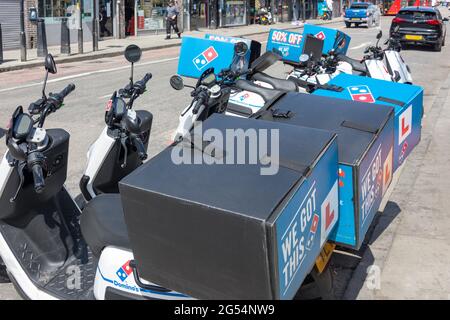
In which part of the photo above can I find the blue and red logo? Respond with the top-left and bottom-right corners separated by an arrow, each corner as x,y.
315,31 -> 326,40
239,93 -> 250,101
348,85 -> 375,103
116,260 -> 133,281
306,214 -> 319,250
193,46 -> 219,70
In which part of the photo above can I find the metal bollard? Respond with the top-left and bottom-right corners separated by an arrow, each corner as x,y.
37,18 -> 48,57
0,24 -> 3,64
60,18 -> 71,54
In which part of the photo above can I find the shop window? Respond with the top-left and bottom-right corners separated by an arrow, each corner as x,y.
221,0 -> 247,26
37,0 -> 92,24
137,0 -> 170,32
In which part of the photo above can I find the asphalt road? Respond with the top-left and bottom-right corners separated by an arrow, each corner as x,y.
0,13 -> 450,299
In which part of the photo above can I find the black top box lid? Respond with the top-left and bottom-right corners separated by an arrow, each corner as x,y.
119,114 -> 337,299
120,113 -> 336,221
254,92 -> 394,166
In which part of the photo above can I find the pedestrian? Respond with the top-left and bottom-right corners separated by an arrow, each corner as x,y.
99,6 -> 111,37
165,1 -> 181,40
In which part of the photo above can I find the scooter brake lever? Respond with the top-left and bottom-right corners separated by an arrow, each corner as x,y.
120,137 -> 128,169
10,162 -> 26,203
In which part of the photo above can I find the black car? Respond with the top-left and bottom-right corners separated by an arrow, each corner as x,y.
390,6 -> 448,51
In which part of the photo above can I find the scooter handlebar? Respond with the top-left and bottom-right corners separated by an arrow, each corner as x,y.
130,134 -> 148,161
134,73 -> 153,94
27,151 -> 46,194
31,163 -> 45,194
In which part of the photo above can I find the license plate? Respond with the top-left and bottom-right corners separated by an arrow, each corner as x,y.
405,34 -> 423,41
351,18 -> 361,21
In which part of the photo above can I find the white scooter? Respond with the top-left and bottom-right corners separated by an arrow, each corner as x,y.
383,29 -> 413,84
0,53 -> 188,300
78,45 -> 153,205
172,42 -> 253,140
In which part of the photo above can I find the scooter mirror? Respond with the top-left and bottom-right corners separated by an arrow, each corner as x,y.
234,42 -> 249,57
376,30 -> 383,40
124,45 -> 142,63
44,54 -> 57,74
299,54 -> 310,63
170,75 -> 184,90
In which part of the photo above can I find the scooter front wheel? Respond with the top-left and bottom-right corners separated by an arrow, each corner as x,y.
0,258 -> 11,284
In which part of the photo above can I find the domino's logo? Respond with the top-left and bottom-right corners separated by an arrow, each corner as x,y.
306,214 -> 320,251
315,31 -> 326,40
348,85 -> 375,103
193,46 -> 219,70
320,181 -> 339,247
116,260 -> 133,282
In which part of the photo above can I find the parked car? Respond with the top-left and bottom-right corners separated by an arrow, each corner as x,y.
344,2 -> 381,28
390,6 -> 448,51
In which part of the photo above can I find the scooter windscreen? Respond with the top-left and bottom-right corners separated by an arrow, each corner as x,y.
249,50 -> 282,74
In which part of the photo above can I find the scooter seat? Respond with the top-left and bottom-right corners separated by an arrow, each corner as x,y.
80,194 -> 130,257
251,72 -> 298,92
337,54 -> 368,74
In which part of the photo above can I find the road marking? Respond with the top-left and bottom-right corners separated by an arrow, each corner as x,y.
0,57 -> 178,94
98,94 -> 112,99
350,42 -> 371,50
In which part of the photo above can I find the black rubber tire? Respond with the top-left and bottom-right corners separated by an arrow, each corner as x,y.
74,193 -> 87,211
0,258 -> 11,284
434,41 -> 442,52
294,265 -> 335,300
345,22 -> 351,28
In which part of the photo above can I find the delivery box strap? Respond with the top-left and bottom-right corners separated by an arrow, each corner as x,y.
376,96 -> 405,107
271,109 -> 293,118
341,120 -> 379,134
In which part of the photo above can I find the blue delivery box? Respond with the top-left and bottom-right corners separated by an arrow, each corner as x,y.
253,92 -> 395,249
313,73 -> 423,171
177,36 -> 252,78
204,34 -> 262,68
119,114 -> 340,299
302,24 -> 351,55
266,26 -> 350,63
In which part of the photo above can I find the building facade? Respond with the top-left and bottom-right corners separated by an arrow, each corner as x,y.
1,0 -> 344,51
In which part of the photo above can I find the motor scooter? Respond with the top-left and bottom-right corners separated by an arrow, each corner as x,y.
78,45 -> 153,206
0,53 -> 186,300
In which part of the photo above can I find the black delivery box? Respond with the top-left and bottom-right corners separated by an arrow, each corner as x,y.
253,92 -> 395,249
119,114 -> 339,299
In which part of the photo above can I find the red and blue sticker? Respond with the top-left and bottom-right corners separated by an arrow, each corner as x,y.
193,46 -> 219,71
348,85 -> 375,103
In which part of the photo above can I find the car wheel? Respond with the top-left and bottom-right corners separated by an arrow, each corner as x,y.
345,22 -> 351,28
434,41 -> 442,52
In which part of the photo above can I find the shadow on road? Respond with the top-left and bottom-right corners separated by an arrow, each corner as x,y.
330,201 -> 401,299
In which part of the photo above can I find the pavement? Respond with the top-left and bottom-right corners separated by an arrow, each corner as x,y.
0,10 -> 450,299
0,17 -> 342,73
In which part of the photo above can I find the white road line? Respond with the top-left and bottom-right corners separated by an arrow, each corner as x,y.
0,57 -> 178,94
350,42 -> 371,50
98,94 -> 112,99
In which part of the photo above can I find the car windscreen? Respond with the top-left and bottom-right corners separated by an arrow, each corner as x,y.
350,4 -> 369,9
397,10 -> 437,20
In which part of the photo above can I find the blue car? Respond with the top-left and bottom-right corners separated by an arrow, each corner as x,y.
344,2 -> 381,28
